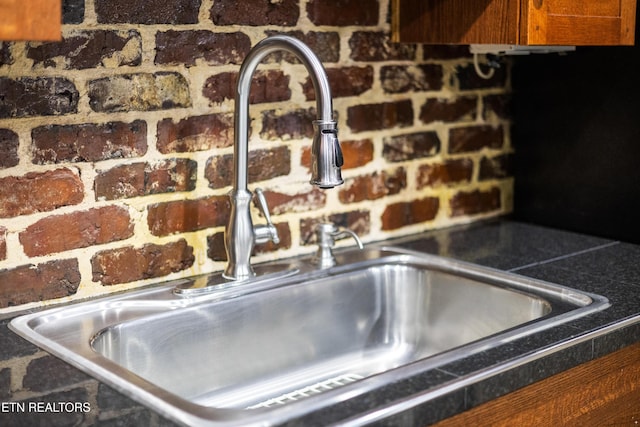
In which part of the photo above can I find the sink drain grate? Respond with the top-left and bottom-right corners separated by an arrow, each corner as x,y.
247,373 -> 364,409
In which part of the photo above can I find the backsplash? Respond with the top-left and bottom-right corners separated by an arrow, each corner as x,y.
0,0 -> 512,311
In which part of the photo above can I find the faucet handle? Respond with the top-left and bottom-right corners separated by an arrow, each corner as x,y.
253,188 -> 280,245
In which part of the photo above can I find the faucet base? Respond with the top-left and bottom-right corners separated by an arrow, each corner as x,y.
175,265 -> 299,297
224,189 -> 256,281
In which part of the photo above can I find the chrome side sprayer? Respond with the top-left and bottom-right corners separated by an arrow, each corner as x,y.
311,120 -> 343,189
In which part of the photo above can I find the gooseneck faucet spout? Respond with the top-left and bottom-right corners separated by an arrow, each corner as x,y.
224,35 -> 344,280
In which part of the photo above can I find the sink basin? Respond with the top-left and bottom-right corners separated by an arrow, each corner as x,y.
10,246 -> 608,426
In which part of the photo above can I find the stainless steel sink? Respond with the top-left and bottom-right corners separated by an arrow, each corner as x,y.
10,246 -> 608,426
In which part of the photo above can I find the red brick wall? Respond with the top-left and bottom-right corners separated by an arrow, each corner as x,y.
0,0 -> 512,310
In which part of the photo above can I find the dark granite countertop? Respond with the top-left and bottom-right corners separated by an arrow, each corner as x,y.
2,219 -> 640,426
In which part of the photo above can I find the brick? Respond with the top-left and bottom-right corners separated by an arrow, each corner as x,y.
420,96 -> 477,124
302,139 -> 374,170
479,154 -> 513,180
95,159 -> 197,200
0,77 -> 78,118
349,32 -> 416,62
147,196 -> 229,236
0,128 -> 19,168
264,31 -> 340,63
0,168 -> 83,218
339,168 -> 407,203
88,72 -> 191,113
300,210 -> 370,245
251,146 -> 291,181
91,239 -> 194,285
155,31 -> 250,66
347,100 -> 413,133
483,94 -> 511,120
261,188 -> 326,215
450,187 -> 501,217
261,109 -> 315,140
23,355 -> 91,392
303,66 -> 373,100
383,132 -> 440,162
32,120 -> 147,164
19,206 -> 134,257
456,63 -> 508,90
27,30 -> 141,69
0,227 -> 5,260
340,139 -> 374,169
96,0 -> 200,24
205,147 -> 291,188
0,259 -> 80,307
380,65 -> 443,94
418,159 -> 474,188
381,198 -> 440,230
205,154 -> 233,189
0,43 -> 12,66
307,0 -> 378,25
62,0 -> 85,24
157,114 -> 233,153
203,70 -> 291,104
207,232 -> 226,261
449,125 -> 504,153
95,163 -> 142,200
211,0 -> 299,26
202,72 -> 237,104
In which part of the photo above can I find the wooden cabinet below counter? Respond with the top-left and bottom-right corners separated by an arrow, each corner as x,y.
0,0 -> 61,41
392,0 -> 636,46
432,341 -> 640,426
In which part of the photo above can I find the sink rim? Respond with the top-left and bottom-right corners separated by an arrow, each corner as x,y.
90,259 -> 554,410
9,246 -> 610,427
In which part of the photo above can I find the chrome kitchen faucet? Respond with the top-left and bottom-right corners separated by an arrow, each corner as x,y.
224,35 -> 344,280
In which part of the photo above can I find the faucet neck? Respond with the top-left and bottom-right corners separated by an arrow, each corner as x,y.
225,35 -> 343,281
233,35 -> 334,192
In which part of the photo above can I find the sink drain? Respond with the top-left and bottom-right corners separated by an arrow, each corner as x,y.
247,373 -> 364,409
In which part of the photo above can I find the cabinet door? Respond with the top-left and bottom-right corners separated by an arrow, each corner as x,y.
524,0 -> 636,45
391,0 -> 636,46
0,0 -> 61,41
391,0 -> 520,44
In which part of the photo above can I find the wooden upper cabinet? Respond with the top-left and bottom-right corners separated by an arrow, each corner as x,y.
524,0 -> 636,45
0,0 -> 61,41
392,0 -> 637,46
